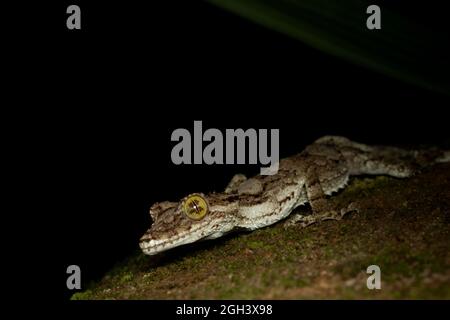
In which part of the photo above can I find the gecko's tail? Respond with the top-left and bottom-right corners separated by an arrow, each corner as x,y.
413,148 -> 450,167
435,151 -> 450,163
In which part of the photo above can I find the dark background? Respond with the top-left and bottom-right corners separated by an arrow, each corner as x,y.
16,1 -> 448,300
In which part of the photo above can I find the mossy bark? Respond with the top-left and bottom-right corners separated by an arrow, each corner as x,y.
73,163 -> 450,299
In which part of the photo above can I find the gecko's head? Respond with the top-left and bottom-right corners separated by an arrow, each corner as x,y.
139,193 -> 236,255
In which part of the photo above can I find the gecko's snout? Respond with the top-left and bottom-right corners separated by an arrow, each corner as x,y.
139,231 -> 153,243
139,233 -> 158,254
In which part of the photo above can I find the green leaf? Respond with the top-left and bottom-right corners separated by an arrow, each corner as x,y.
206,0 -> 450,94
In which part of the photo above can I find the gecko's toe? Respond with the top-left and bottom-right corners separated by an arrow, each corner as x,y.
283,213 -> 317,229
339,202 -> 360,217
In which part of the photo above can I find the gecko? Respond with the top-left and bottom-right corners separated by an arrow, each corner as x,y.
139,136 -> 449,255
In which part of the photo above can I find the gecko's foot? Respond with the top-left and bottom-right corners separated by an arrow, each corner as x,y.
283,213 -> 316,229
284,202 -> 359,229
320,202 -> 360,221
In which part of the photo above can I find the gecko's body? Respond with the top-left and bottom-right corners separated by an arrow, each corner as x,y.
140,136 -> 449,255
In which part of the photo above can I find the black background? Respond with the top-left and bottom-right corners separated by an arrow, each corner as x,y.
12,1 -> 449,303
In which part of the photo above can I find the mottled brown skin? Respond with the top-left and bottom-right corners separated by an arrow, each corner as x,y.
140,136 -> 450,255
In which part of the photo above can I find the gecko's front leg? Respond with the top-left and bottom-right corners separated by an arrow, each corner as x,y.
286,165 -> 358,228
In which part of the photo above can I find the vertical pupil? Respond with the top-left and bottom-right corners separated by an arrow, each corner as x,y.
191,200 -> 200,213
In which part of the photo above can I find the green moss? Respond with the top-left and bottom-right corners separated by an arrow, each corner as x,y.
247,240 -> 265,250
347,176 -> 393,192
77,164 -> 450,299
119,272 -> 133,284
70,290 -> 93,300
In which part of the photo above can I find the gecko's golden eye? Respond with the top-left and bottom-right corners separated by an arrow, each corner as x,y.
183,194 -> 209,220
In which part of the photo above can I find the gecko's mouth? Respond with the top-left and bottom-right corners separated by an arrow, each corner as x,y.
139,233 -> 203,255
139,221 -> 215,255
139,237 -> 180,255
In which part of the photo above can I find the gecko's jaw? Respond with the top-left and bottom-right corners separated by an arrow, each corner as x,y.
139,235 -> 201,255
139,225 -> 213,255
139,237 -> 176,255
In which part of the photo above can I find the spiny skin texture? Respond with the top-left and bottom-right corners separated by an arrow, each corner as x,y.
139,136 -> 450,255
